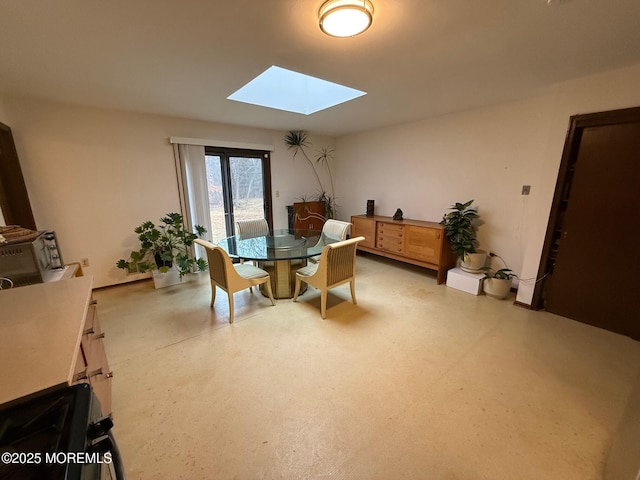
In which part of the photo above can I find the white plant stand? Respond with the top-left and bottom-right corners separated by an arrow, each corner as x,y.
446,267 -> 484,295
152,267 -> 183,289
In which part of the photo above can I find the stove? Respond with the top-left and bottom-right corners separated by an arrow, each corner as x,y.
0,383 -> 124,480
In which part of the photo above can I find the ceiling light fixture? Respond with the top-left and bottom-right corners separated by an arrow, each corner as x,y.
319,0 -> 374,38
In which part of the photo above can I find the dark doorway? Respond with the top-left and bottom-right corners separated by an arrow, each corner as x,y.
534,107 -> 640,339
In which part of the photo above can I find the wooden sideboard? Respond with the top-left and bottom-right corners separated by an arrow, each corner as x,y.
0,276 -> 113,413
351,215 -> 456,284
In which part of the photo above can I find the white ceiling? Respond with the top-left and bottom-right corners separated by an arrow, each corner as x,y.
1,0 -> 640,136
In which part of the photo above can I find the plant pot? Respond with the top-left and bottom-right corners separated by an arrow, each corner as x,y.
154,253 -> 172,269
482,277 -> 512,299
460,250 -> 488,273
152,267 -> 182,289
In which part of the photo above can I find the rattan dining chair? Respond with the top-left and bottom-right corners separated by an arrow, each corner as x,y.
293,236 -> 364,319
235,218 -> 269,238
309,219 -> 352,263
235,218 -> 271,292
195,239 -> 275,323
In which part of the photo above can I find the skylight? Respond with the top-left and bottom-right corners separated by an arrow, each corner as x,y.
227,66 -> 366,115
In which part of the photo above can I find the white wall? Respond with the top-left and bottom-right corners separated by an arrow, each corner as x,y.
336,63 -> 640,305
3,97 -> 334,288
4,62 -> 639,295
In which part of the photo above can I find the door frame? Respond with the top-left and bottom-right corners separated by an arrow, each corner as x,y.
531,106 -> 640,310
204,146 -> 273,237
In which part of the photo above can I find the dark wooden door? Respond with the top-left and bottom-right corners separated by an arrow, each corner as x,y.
0,122 -> 36,230
543,115 -> 640,339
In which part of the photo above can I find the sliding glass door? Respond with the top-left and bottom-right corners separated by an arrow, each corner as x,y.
204,147 -> 272,243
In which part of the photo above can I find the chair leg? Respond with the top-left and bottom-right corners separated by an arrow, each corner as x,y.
293,276 -> 302,302
320,290 -> 327,319
240,260 -> 253,293
210,282 -> 216,307
263,280 -> 276,306
228,291 -> 234,324
350,279 -> 357,305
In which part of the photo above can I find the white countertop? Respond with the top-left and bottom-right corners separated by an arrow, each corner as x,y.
0,276 -> 93,406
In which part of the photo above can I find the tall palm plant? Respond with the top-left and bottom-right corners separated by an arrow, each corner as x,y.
284,130 -> 336,217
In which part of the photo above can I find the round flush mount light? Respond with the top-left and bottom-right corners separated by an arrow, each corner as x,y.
319,0 -> 374,38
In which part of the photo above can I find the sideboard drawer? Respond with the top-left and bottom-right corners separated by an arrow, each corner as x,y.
377,222 -> 405,253
377,222 -> 404,238
377,240 -> 404,254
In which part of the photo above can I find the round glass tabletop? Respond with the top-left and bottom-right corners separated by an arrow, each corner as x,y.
217,229 -> 324,262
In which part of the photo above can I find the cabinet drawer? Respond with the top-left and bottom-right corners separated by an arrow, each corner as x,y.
377,244 -> 404,254
77,300 -> 113,415
377,222 -> 404,239
377,237 -> 405,253
83,302 -> 98,334
377,222 -> 405,253
73,347 -> 89,383
90,344 -> 113,415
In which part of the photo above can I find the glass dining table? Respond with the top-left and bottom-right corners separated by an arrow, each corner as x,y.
216,229 -> 327,299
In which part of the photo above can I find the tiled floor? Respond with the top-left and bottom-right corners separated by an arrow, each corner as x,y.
94,254 -> 640,480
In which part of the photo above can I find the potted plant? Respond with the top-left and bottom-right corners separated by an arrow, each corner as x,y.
440,200 -> 487,273
116,213 -> 207,287
482,268 -> 517,299
284,131 -> 337,220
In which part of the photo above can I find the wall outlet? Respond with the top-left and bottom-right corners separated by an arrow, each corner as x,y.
521,185 -> 531,195
81,258 -> 90,268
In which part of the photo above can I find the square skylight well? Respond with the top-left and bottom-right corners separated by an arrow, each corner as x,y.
227,66 -> 366,115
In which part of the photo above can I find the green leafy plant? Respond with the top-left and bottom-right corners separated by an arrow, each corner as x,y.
284,130 -> 337,218
117,212 -> 207,278
483,268 -> 518,280
440,200 -> 480,259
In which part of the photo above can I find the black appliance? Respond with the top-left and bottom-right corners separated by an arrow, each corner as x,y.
0,384 -> 125,479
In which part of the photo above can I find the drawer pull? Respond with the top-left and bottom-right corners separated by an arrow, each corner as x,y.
94,332 -> 105,340
83,327 -> 94,335
106,371 -> 114,379
89,368 -> 103,377
75,369 -> 88,381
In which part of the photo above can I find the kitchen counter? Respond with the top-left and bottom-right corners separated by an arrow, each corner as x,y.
0,276 -> 93,405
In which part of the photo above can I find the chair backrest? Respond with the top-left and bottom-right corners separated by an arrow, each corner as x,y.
236,218 -> 269,238
319,236 -> 364,287
313,220 -> 352,250
195,239 -> 232,289
322,220 -> 351,241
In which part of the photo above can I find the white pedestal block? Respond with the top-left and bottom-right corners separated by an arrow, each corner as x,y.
446,267 -> 484,295
152,267 -> 183,289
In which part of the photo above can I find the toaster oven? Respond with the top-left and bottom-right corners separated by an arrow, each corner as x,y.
0,230 -> 64,287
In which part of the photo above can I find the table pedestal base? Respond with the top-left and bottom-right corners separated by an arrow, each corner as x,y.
258,259 -> 307,299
